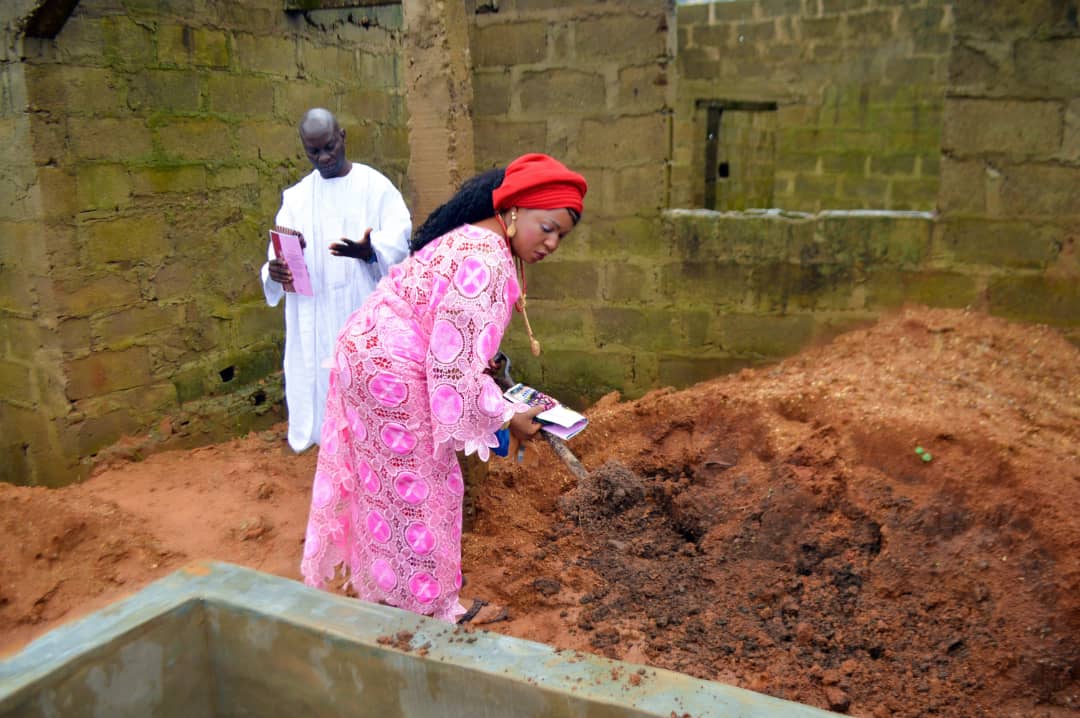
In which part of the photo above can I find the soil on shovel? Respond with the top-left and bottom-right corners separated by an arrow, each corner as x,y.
2,306 -> 1078,718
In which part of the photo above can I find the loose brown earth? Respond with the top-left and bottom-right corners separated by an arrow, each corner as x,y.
2,306 -> 1078,717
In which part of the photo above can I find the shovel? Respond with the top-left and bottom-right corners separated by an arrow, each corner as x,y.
490,352 -> 589,481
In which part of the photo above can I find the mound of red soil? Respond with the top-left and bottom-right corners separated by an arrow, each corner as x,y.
2,307 -> 1078,718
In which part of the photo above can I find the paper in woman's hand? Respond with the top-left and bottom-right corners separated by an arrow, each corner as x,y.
269,229 -> 313,296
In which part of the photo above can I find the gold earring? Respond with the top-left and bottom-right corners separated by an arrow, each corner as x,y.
507,210 -> 517,239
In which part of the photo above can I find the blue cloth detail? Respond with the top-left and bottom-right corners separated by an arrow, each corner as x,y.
493,428 -> 511,457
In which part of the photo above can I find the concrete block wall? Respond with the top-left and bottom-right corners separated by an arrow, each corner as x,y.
937,1 -> 1080,340
467,0 -> 676,406
0,0 -> 408,485
674,0 -> 952,212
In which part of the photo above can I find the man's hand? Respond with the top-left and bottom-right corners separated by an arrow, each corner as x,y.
269,234 -> 304,291
330,228 -> 375,262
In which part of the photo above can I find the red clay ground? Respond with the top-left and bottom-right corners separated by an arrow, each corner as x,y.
1,306 -> 1078,717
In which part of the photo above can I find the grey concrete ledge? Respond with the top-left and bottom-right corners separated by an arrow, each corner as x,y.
1,561 -> 840,717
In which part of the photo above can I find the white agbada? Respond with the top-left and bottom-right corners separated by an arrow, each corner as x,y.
260,164 -> 411,452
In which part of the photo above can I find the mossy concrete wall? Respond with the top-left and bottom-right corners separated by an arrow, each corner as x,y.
674,0 -> 951,213
0,0 -> 408,486
936,1 -> 1080,334
466,0 -> 676,406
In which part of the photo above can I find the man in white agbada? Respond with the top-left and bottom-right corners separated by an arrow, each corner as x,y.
260,108 -> 411,452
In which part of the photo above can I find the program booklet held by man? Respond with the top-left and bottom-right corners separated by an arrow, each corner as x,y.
503,383 -> 588,440
269,226 -> 314,296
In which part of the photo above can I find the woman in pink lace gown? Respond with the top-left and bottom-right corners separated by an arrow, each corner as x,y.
300,154 -> 588,622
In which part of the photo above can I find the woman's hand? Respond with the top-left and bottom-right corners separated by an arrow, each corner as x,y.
506,405 -> 545,462
509,404 -> 545,442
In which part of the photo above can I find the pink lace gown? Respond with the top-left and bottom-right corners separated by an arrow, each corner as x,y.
300,224 -> 522,622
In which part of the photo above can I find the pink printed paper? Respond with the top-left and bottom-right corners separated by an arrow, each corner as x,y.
269,229 -> 313,296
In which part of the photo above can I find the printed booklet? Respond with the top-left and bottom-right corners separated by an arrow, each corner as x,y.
503,382 -> 588,440
269,227 -> 313,296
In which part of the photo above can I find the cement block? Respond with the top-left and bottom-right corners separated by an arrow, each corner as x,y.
157,25 -> 229,68
76,164 -> 131,211
676,47 -> 721,81
37,167 -> 79,221
943,99 -> 1062,158
988,275 -> 1079,327
472,70 -> 512,117
749,261 -> 857,312
1,316 -> 43,360
338,88 -> 396,125
24,65 -> 126,115
887,177 -> 938,210
933,219 -> 1063,269
538,348 -> 635,404
578,115 -> 668,165
524,299 -> 590,347
525,260 -> 599,301
301,42 -> 356,82
659,260 -> 749,310
472,21 -> 548,67
612,164 -> 667,217
29,117 -> 66,167
50,15 -> 106,65
0,267 -> 37,315
1015,37 -> 1080,97
1064,99 -> 1080,162
126,69 -> 202,113
131,165 -> 208,195
472,119 -> 547,168
358,51 -> 401,90
207,74 -> 275,116
676,3 -> 708,25
818,214 -> 932,267
236,120 -> 301,163
601,261 -> 654,303
586,217 -> 670,259
102,16 -> 155,70
573,14 -> 668,63
233,33 -> 297,77
936,158 -> 986,217
657,354 -> 755,389
69,118 -> 153,161
54,273 -> 141,318
71,407 -> 143,457
58,318 -> 92,354
0,359 -> 34,405
83,215 -> 169,265
65,346 -> 152,400
708,0 -> 756,23
208,166 -> 259,190
156,118 -> 236,162
864,269 -> 978,310
1000,164 -> 1080,217
231,304 -> 287,348
94,304 -> 180,343
758,0 -> 805,17
519,68 -> 606,116
276,82 -> 338,124
74,381 -> 178,421
715,312 -> 816,357
616,64 -> 668,113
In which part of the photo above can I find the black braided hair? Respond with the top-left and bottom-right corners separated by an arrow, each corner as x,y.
410,168 -> 506,253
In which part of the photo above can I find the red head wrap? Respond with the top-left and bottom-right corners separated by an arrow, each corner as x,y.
492,153 -> 588,215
